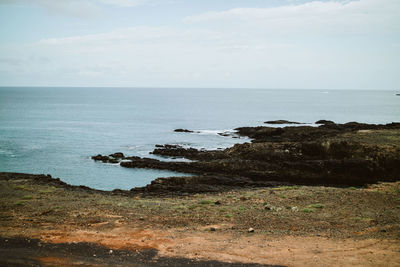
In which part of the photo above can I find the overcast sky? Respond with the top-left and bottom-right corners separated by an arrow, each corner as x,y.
0,0 -> 399,89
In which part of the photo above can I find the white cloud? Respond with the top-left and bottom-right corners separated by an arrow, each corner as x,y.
99,0 -> 148,7
0,0 -> 149,17
184,0 -> 400,35
1,0 -> 399,88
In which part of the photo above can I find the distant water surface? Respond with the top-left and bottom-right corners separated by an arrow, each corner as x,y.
0,87 -> 399,190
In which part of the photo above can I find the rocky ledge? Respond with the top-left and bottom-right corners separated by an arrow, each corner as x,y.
92,121 -> 400,194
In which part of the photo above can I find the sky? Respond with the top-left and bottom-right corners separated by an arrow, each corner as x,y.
0,0 -> 399,89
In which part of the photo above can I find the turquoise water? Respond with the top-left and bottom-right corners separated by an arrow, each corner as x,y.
0,87 -> 399,190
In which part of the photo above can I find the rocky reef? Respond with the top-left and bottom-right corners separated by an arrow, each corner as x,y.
264,120 -> 303,124
92,121 -> 400,194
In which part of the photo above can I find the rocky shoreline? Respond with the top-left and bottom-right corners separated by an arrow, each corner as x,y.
1,120 -> 399,266
92,120 -> 400,194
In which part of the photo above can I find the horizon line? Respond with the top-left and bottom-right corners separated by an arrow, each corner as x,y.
0,86 -> 396,91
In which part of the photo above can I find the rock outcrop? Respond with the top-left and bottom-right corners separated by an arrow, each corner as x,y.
92,121 -> 400,193
264,120 -> 302,124
174,129 -> 195,133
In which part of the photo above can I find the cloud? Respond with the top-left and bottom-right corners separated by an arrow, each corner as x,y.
0,0 -> 149,17
184,0 -> 400,35
99,0 -> 148,7
1,0 -> 399,88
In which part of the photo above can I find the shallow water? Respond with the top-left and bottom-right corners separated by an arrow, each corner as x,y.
0,87 -> 399,190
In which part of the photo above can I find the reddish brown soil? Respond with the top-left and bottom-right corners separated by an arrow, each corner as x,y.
1,173 -> 399,266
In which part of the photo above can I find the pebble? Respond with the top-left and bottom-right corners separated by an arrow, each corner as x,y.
248,228 -> 255,233
264,204 -> 273,211
210,227 -> 216,231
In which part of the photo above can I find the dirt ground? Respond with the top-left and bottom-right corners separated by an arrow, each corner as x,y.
0,173 -> 399,266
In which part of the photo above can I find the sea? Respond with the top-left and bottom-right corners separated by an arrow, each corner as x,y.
0,87 -> 399,190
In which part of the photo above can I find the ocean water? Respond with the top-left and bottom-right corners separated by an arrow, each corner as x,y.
0,87 -> 399,190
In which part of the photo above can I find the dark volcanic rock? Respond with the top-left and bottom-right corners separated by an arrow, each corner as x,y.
174,129 -> 195,133
131,175 -> 286,194
92,154 -> 121,164
91,154 -> 110,163
315,120 -> 335,124
109,152 -> 125,159
264,120 -> 302,124
151,145 -> 225,160
93,121 -> 400,194
234,127 -> 285,141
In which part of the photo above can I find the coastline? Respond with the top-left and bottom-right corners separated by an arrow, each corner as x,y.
1,121 -> 400,266
95,121 -> 400,194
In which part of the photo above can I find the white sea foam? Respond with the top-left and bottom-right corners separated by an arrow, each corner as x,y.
263,123 -> 319,128
196,129 -> 235,136
0,148 -> 15,157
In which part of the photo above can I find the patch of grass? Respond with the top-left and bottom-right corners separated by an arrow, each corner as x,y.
310,203 -> 324,209
226,195 -> 233,199
348,187 -> 357,190
280,194 -> 287,199
224,214 -> 233,218
238,206 -> 247,211
55,206 -> 61,209
302,208 -> 314,213
15,200 -> 25,206
273,186 -> 299,191
199,200 -> 214,205
13,185 -> 33,191
219,208 -> 228,213
188,205 -> 200,210
39,186 -> 56,194
22,195 -> 32,200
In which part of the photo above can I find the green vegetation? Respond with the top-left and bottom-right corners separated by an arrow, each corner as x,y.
15,200 -> 24,206
310,203 -> 324,209
199,200 -> 214,205
13,185 -> 33,191
302,208 -> 314,213
39,186 -> 57,194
